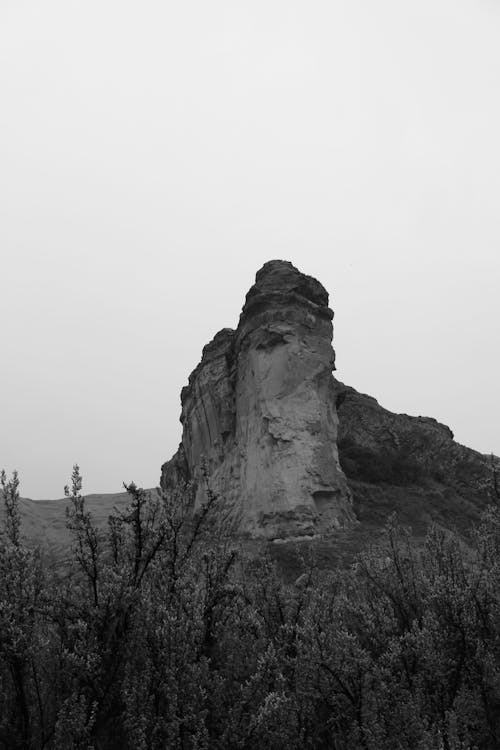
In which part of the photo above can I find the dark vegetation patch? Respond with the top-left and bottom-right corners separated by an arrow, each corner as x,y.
3,466 -> 500,749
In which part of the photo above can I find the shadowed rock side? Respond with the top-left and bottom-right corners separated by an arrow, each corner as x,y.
161,260 -> 355,540
334,380 -> 500,535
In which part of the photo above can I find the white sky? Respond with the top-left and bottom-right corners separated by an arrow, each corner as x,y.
1,0 -> 499,499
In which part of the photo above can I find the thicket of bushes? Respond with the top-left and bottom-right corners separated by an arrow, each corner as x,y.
2,467 -> 500,749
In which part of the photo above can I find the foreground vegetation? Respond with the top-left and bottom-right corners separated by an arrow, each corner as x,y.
2,468 -> 500,749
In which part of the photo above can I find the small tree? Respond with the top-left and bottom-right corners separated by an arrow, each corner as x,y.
1,468 -> 21,547
0,471 -> 48,749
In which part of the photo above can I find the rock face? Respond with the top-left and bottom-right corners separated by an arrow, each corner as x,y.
161,260 -> 355,539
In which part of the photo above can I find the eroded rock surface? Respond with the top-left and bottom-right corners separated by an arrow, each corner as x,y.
161,260 -> 355,539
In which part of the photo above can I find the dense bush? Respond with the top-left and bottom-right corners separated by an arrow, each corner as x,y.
2,467 -> 500,748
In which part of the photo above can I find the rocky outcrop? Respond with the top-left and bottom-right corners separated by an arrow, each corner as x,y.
161,260 -> 355,540
9,261 -> 500,558
162,259 -> 499,543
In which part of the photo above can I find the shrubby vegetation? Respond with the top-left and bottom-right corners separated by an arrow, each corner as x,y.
2,467 -> 500,749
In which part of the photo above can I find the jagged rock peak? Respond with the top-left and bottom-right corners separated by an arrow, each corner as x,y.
161,259 -> 355,540
245,259 -> 331,310
238,260 -> 333,343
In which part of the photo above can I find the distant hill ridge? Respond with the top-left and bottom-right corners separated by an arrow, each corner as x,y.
6,492 -> 137,558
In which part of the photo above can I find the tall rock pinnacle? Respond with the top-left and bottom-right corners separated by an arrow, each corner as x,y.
161,260 -> 356,539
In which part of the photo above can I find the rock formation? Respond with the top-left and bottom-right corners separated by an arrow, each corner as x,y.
161,259 -> 500,544
161,260 -> 355,540
9,260 -> 500,557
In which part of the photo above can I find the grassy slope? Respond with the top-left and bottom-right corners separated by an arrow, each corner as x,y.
2,492 -> 133,562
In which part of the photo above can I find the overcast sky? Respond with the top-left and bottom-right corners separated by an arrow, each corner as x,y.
1,0 -> 499,499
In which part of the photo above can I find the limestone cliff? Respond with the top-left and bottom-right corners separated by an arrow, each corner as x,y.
161,260 -> 355,540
